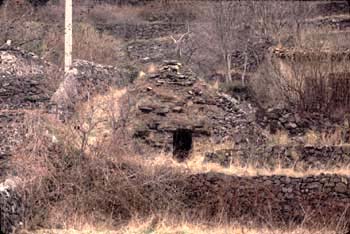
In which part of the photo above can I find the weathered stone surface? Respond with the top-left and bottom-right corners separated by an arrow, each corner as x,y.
0,47 -> 58,110
125,60 -> 266,155
178,173 -> 350,224
0,179 -> 23,234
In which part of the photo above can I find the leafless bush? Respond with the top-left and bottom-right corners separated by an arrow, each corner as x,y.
252,46 -> 350,114
190,1 -> 314,85
11,97 -> 187,229
253,1 -> 312,46
247,1 -> 350,114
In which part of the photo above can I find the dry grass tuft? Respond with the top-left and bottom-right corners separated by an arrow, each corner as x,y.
304,128 -> 349,146
268,130 -> 292,146
146,152 -> 350,178
73,23 -> 125,65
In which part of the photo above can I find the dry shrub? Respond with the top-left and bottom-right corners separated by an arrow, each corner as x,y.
252,46 -> 350,114
11,99 -> 187,229
11,109 -> 350,231
304,127 -> 349,146
73,23 -> 123,65
240,2 -> 350,114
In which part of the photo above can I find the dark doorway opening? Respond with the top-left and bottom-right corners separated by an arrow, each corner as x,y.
173,129 -> 192,161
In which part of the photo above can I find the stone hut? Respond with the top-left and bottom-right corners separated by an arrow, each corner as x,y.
125,60 -> 265,160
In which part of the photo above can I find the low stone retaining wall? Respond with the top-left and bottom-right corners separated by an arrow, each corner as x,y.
181,173 -> 350,225
1,173 -> 350,231
205,145 -> 350,170
96,22 -> 186,40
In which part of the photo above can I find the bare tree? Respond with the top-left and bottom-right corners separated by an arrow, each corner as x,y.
252,1 -> 312,47
170,22 -> 191,60
195,1 -> 253,84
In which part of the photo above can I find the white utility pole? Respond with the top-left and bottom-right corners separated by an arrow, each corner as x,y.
64,0 -> 73,73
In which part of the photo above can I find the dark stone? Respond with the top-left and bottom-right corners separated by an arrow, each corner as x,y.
138,105 -> 154,113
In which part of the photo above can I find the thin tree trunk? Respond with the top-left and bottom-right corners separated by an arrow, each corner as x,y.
226,53 -> 232,83
242,42 -> 249,86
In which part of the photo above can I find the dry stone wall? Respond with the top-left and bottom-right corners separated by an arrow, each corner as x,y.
180,173 -> 350,225
127,39 -> 176,64
96,22 -> 186,40
0,74 -> 51,110
205,145 -> 350,170
256,107 -> 337,136
0,48 -> 55,110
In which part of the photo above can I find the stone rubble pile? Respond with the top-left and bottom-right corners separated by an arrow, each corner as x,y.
256,107 -> 340,135
127,60 -> 266,154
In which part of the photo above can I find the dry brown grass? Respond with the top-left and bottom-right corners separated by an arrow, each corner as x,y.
145,151 -> 350,178
25,218 -> 343,234
10,106 -> 350,233
304,128 -> 350,146
1,2 -> 126,66
42,23 -> 125,66
267,130 -> 292,146
11,101 -> 187,229
74,23 -> 125,65
87,4 -> 144,25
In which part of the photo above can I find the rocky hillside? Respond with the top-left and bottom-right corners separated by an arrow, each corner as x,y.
1,1 -> 350,234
